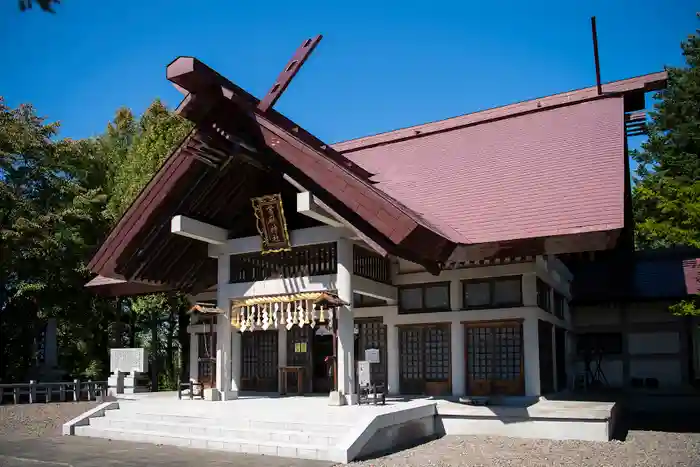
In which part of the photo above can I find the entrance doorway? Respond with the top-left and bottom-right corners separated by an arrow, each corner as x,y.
399,323 -> 451,396
312,326 -> 334,393
240,330 -> 279,392
287,325 -> 336,393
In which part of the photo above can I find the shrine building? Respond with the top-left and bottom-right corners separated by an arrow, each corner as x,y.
84,36 -> 699,407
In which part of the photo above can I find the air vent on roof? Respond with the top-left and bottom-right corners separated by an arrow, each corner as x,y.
625,111 -> 647,137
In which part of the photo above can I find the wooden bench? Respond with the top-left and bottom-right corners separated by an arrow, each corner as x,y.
177,381 -> 204,400
358,382 -> 386,405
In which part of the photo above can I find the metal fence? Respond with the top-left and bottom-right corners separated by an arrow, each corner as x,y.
0,379 -> 108,404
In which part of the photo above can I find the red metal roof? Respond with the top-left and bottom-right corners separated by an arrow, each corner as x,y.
684,258 -> 700,295
87,66 -> 667,294
339,97 -> 626,246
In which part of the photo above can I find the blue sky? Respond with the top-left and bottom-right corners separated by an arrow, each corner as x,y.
0,0 -> 696,144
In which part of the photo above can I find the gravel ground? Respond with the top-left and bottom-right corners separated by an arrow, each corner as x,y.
1,403 -> 699,466
345,431 -> 700,467
0,402 -> 99,439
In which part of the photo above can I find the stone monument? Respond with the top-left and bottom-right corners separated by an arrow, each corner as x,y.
108,348 -> 149,396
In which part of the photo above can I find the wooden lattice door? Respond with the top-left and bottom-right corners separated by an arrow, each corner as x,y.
355,319 -> 387,386
466,321 -> 523,396
241,330 -> 279,392
399,324 -> 451,395
197,332 -> 217,389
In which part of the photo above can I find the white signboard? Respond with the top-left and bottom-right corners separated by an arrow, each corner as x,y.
357,360 -> 371,387
365,348 -> 380,364
110,348 -> 148,374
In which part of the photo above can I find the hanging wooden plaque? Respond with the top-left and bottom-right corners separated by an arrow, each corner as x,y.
251,193 -> 292,254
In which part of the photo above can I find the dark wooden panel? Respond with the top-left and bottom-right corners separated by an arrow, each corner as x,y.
353,246 -> 391,284
538,320 -> 555,394
355,318 -> 387,386
555,326 -> 567,391
231,243 -> 337,283
241,330 -> 279,392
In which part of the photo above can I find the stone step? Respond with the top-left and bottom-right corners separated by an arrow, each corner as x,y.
89,416 -> 342,446
74,425 -> 339,461
109,410 -> 355,433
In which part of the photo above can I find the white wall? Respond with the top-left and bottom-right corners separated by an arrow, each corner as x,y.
356,260 -> 551,397
209,229 -> 578,397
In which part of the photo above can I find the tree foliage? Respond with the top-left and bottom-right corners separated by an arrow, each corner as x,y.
632,21 -> 700,315
0,98 -> 112,381
0,96 -> 193,386
18,0 -> 60,13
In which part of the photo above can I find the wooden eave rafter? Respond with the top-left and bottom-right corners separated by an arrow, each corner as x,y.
165,56 -> 455,274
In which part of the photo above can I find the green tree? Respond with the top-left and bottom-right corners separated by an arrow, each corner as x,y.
0,98 -> 115,381
632,20 -> 700,315
99,100 -> 193,389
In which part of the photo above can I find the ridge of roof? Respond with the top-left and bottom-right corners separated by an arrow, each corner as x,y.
333,71 -> 667,154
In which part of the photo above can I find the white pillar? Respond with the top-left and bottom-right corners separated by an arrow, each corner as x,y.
231,329 -> 241,395
522,273 -> 538,307
216,254 -> 237,400
386,324 -> 400,395
336,238 -> 356,404
189,332 -> 199,382
451,321 -> 465,396
523,316 -> 541,397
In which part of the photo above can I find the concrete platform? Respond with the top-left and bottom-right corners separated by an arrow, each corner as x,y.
64,393 -> 618,461
64,394 -> 439,463
437,399 -> 618,441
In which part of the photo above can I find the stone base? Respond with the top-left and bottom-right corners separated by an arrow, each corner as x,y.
123,386 -> 149,394
203,388 -> 220,401
328,391 -> 346,406
344,393 -> 358,405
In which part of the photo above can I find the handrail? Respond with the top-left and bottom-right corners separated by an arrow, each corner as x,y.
0,379 -> 108,404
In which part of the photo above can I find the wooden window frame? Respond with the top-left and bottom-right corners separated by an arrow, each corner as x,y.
398,282 -> 451,314
537,278 -> 551,313
462,276 -> 523,310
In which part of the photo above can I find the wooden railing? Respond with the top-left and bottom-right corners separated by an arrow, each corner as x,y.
353,245 -> 391,284
0,379 -> 108,404
230,242 -> 338,283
